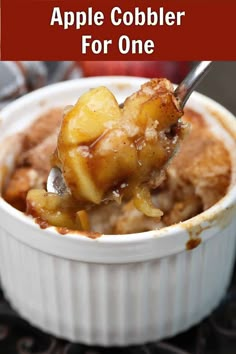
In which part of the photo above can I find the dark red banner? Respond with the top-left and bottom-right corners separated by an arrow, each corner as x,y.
1,0 -> 236,60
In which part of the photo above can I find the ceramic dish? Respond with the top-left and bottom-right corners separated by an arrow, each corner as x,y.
0,77 -> 235,346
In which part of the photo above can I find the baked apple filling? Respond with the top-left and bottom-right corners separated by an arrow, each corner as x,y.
56,79 -> 184,204
26,79 -> 186,229
3,80 -> 231,234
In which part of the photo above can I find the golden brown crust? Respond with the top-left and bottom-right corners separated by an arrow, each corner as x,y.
4,167 -> 44,211
21,108 -> 62,151
167,108 -> 231,210
3,109 -> 63,212
18,132 -> 58,177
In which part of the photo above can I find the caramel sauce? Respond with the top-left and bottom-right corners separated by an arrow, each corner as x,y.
56,228 -> 102,239
35,217 -> 49,229
29,217 -> 102,239
57,227 -> 70,235
186,237 -> 202,250
0,165 -> 8,195
25,201 -> 37,218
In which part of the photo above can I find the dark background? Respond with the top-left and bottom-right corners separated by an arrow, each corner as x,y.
197,61 -> 236,115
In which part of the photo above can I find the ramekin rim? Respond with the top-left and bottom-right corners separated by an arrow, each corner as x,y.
0,75 -> 235,247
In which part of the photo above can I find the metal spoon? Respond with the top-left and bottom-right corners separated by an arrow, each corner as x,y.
47,61 -> 213,195
175,60 -> 212,108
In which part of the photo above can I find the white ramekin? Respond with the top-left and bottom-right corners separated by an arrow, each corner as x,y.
0,77 -> 236,346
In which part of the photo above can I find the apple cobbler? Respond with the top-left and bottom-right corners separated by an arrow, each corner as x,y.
3,80 -> 231,235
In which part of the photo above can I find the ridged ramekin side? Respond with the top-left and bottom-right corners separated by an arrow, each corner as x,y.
0,221 -> 235,346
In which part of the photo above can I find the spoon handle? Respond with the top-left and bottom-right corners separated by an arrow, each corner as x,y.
175,61 -> 213,108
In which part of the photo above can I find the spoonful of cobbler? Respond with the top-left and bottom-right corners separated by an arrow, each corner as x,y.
27,62 -> 212,230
